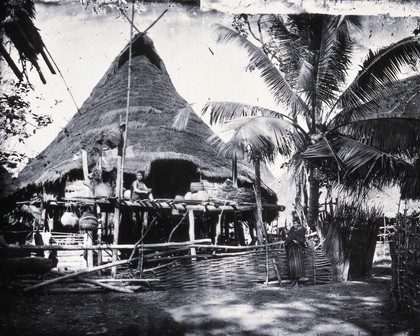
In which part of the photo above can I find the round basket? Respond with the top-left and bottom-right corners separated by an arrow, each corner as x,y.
190,182 -> 205,193
79,213 -> 98,231
94,183 -> 113,198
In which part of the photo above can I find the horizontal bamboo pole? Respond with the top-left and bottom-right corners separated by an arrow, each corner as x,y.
95,279 -> 160,283
191,242 -> 285,250
49,270 -> 134,294
145,254 -> 215,262
1,239 -> 212,251
141,261 -> 178,273
122,202 -> 257,212
24,258 -> 140,292
45,287 -> 104,294
144,250 -> 281,260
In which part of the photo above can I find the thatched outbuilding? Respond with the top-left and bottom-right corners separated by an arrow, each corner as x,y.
13,33 -> 271,201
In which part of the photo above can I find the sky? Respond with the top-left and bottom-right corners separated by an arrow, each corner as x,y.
2,1 -> 420,183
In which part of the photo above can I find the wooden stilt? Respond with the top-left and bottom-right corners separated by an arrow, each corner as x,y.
86,232 -> 94,268
112,156 -> 123,278
215,213 -> 222,245
188,210 -> 196,260
98,214 -> 105,266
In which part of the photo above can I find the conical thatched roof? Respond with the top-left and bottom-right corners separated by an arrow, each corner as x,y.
15,33 -> 256,193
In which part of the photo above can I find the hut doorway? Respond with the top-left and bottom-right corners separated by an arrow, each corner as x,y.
148,160 -> 199,199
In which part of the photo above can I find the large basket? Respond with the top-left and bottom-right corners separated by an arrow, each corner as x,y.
79,213 -> 98,231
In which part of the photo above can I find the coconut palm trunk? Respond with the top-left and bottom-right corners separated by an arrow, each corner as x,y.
307,166 -> 320,232
253,156 -> 265,245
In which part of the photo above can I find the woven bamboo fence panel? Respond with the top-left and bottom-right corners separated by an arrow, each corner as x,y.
143,246 -> 333,290
390,214 -> 420,316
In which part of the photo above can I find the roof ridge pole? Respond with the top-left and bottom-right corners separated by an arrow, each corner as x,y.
111,1 -> 135,278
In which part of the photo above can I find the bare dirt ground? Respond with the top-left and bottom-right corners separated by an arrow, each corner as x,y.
0,263 -> 419,336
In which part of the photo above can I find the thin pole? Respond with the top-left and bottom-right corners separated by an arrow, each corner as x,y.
121,2 -> 135,193
112,3 -> 135,278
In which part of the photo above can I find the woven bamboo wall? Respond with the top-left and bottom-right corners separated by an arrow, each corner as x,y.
143,246 -> 333,290
390,214 -> 420,316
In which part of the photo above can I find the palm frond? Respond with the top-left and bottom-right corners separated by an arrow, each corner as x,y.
330,117 -> 420,156
215,25 -> 310,118
213,116 -> 307,160
325,135 -> 410,176
301,134 -> 413,190
207,133 -> 247,161
171,104 -> 196,131
328,75 -> 420,127
338,36 -> 420,110
202,101 -> 294,125
259,14 -> 303,88
315,17 -> 355,110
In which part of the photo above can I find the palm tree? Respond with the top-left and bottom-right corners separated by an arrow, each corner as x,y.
176,14 -> 420,236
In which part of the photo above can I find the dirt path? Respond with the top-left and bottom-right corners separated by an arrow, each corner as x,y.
0,264 -> 418,336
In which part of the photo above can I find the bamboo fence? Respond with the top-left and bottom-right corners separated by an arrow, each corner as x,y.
0,240 -> 333,293
390,213 -> 420,317
140,243 -> 333,290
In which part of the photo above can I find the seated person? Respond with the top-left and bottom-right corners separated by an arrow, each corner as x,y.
131,170 -> 153,200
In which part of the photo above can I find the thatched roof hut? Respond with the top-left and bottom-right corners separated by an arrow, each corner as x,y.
14,33 -> 271,200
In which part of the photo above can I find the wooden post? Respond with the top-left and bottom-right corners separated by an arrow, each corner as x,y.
81,149 -> 90,184
188,210 -> 196,260
86,232 -> 93,268
112,156 -> 122,277
232,155 -> 238,188
215,213 -> 222,245
97,213 -> 105,266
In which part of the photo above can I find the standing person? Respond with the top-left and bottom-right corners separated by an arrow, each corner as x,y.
286,214 -> 307,287
131,170 -> 153,200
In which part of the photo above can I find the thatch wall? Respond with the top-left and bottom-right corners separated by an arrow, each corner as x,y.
14,34 -> 257,196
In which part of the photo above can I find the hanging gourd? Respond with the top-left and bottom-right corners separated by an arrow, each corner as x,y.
61,211 -> 79,227
79,211 -> 98,231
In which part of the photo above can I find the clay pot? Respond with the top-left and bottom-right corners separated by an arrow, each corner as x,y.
123,190 -> 132,200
